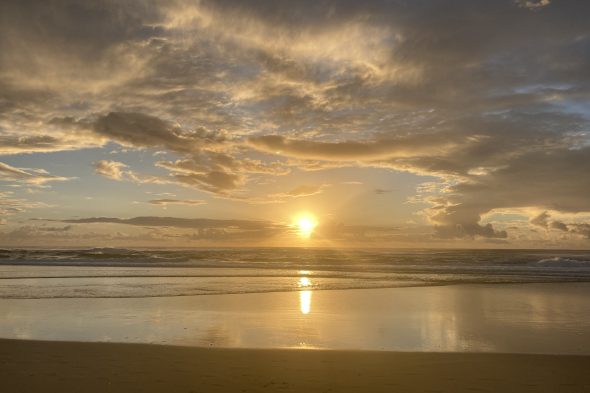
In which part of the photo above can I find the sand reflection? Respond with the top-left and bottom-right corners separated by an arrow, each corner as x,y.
4,284 -> 590,353
300,291 -> 312,314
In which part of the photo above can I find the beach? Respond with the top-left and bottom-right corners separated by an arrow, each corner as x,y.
3,0 -> 590,390
2,339 -> 590,393
3,283 -> 590,353
3,250 -> 590,391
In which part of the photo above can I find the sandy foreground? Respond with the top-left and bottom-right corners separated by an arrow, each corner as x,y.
1,339 -> 590,393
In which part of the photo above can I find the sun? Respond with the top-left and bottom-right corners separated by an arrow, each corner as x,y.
294,213 -> 318,238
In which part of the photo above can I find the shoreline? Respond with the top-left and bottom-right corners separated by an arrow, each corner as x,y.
0,276 -> 590,298
3,283 -> 590,354
4,337 -> 590,357
2,339 -> 590,392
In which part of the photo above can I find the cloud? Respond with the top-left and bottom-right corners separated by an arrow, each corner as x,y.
570,224 -> 590,239
93,160 -> 170,186
530,211 -> 568,233
524,210 -> 590,239
515,0 -> 551,10
248,134 -> 461,161
434,223 -> 508,239
2,0 -> 590,243
0,226 -> 71,240
94,160 -> 130,181
91,112 -> 226,153
148,199 -> 207,206
374,189 -> 393,195
46,111 -> 228,158
0,191 -> 49,216
550,220 -> 568,232
0,0 -> 158,94
5,217 -> 289,246
0,134 -> 101,155
183,227 -> 287,242
309,221 -> 421,243
0,161 -> 72,185
530,211 -> 550,228
155,156 -> 244,195
425,147 -> 590,238
95,153 -> 288,197
37,225 -> 73,232
227,184 -> 330,204
154,152 -> 289,196
59,216 -> 278,231
247,115 -> 590,238
284,184 -> 327,198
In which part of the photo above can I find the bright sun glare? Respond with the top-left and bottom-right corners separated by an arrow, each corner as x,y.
295,214 -> 317,238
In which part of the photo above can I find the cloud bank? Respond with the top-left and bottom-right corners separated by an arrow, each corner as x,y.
1,0 -> 590,243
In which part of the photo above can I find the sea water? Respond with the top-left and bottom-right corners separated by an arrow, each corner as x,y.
2,248 -> 590,353
1,248 -> 590,298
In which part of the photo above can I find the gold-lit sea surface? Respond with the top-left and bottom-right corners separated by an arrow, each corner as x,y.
2,283 -> 590,354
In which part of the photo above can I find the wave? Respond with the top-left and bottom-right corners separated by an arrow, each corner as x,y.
2,267 -> 590,300
2,247 -> 590,263
533,257 -> 590,268
2,248 -> 590,299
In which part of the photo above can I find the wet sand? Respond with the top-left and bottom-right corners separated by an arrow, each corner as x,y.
1,339 -> 590,393
3,284 -> 590,353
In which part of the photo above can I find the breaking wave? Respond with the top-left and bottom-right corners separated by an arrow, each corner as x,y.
1,248 -> 590,299
534,257 -> 590,268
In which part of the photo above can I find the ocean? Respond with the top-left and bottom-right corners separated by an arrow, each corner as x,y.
2,248 -> 590,299
3,248 -> 590,352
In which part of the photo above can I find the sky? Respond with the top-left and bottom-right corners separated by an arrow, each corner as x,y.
1,0 -> 590,248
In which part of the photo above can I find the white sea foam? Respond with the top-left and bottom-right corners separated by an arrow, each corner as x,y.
534,257 -> 590,268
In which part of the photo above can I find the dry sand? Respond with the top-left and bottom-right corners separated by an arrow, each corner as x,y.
1,339 -> 590,392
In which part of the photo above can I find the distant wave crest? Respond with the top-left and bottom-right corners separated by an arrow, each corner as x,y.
534,257 -> 590,268
3,249 -> 590,299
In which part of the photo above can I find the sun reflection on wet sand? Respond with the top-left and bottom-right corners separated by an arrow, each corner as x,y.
298,277 -> 312,315
4,284 -> 590,352
300,291 -> 312,315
